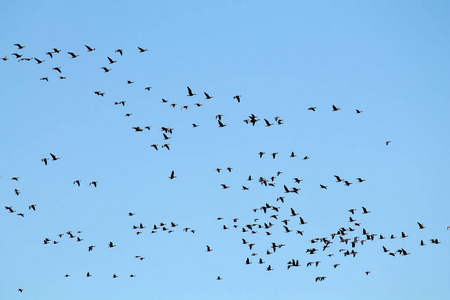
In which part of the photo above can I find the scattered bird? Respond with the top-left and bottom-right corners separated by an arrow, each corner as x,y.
107,56 -> 116,64
50,153 -> 60,161
187,86 -> 196,96
67,52 -> 79,58
89,181 -> 98,187
84,45 -> 96,52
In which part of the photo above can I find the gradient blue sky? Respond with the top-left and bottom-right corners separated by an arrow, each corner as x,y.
1,1 -> 450,299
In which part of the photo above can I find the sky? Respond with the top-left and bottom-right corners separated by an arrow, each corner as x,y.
1,1 -> 450,299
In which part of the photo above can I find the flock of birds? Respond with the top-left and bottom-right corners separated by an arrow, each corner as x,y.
2,43 -> 447,294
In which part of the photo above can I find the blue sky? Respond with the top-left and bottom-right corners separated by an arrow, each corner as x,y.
1,1 -> 449,299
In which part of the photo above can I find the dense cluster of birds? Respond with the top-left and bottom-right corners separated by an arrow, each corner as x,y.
2,43 -> 447,294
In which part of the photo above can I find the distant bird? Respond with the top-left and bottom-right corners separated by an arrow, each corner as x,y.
271,152 -> 278,159
14,43 -> 25,49
258,152 -> 265,158
169,170 -> 176,179
138,47 -> 148,53
53,48 -> 61,53
356,109 -> 363,114
290,152 -> 297,158
334,175 -> 344,182
86,272 -> 92,277
88,245 -> 95,251
84,45 -> 96,52
145,86 -> 152,91
216,276 -> 222,280
52,67 -> 62,73
218,120 -> 227,127
221,184 -> 230,189
50,153 -> 60,161
386,141 -> 391,145
417,222 -> 426,229
41,157 -> 49,165
233,95 -> 241,103
89,181 -> 98,187
320,184 -> 327,189
204,92 -> 213,99
126,80 -> 134,84
264,119 -> 273,127
303,156 -> 310,160
192,123 -> 199,128
365,271 -> 371,275
206,245 -> 213,252
29,204 -> 36,211
102,67 -> 111,73
362,206 -> 370,214
18,288 -> 23,293
46,52 -> 53,58
299,217 -> 307,225
67,52 -> 79,58
187,86 -> 196,96
356,178 -> 366,183
332,105 -> 340,111
266,265 -> 273,271
308,107 -> 316,111
108,242 -> 116,248
115,49 -> 123,55
107,56 -> 116,64
40,77 -> 49,81
34,57 -> 45,64
73,180 -> 81,186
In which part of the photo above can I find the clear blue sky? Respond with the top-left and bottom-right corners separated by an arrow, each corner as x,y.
1,1 -> 449,299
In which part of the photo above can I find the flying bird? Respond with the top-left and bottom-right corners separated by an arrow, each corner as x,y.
89,181 -> 98,187
84,45 -> 96,52
50,153 -> 60,161
187,86 -> 196,96
67,52 -> 79,58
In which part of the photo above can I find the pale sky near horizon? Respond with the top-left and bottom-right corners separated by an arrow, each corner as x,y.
1,1 -> 449,299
